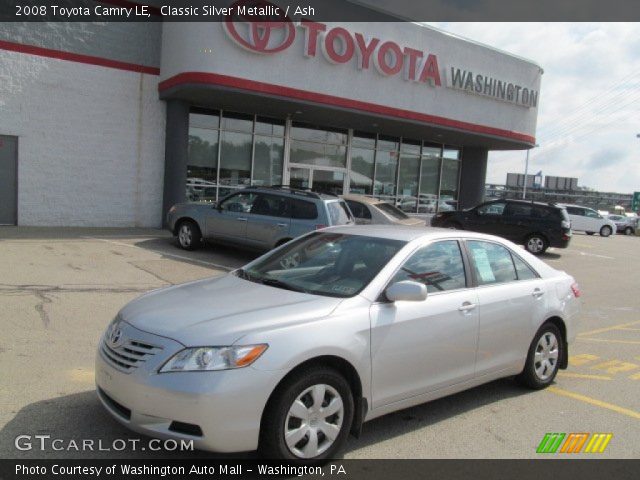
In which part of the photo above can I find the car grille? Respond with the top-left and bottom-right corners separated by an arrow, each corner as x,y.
101,336 -> 163,372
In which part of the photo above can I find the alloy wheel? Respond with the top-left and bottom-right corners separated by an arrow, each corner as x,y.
178,224 -> 192,248
527,236 -> 544,254
284,384 -> 344,459
533,332 -> 559,381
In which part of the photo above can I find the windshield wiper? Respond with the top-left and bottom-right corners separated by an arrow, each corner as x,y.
261,277 -> 308,293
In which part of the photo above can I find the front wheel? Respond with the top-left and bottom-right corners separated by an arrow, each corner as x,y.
624,227 -> 634,235
259,367 -> 354,462
600,225 -> 612,237
525,234 -> 548,255
517,323 -> 563,390
176,220 -> 202,250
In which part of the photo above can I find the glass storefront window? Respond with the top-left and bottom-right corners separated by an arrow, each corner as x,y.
291,123 -> 347,145
440,158 -> 461,210
373,150 -> 398,201
290,140 -> 347,168
419,156 -> 440,213
190,111 -> 219,129
349,147 -> 375,194
187,127 -> 219,202
443,146 -> 461,160
352,131 -> 376,149
253,135 -> 284,186
255,117 -> 285,136
398,153 -> 420,212
377,135 -> 399,152
401,139 -> 421,155
220,131 -> 252,189
221,111 -> 253,132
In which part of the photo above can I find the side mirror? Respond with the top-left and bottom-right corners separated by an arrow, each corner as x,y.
385,281 -> 428,302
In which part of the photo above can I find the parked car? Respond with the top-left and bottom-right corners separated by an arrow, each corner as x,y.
96,226 -> 580,461
557,204 -> 616,237
399,194 -> 456,213
430,199 -> 572,255
606,214 -> 637,235
166,186 -> 355,251
341,194 -> 424,226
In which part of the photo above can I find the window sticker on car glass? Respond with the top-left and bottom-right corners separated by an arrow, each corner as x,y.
331,285 -> 357,295
471,248 -> 495,282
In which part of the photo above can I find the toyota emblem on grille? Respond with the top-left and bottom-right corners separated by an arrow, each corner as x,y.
108,324 -> 124,348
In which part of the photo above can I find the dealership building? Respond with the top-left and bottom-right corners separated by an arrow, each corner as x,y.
0,4 -> 542,227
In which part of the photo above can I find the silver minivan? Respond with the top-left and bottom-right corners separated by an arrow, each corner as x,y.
166,186 -> 355,251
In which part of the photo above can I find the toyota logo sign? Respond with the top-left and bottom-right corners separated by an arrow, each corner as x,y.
224,0 -> 295,54
107,322 -> 124,348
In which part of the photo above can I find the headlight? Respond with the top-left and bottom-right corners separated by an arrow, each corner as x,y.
159,344 -> 268,373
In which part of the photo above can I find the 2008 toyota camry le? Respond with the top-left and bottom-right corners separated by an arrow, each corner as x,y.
95,225 -> 580,461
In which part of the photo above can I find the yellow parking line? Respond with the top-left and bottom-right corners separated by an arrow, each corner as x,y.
578,320 -> 640,337
579,338 -> 640,346
547,386 -> 640,420
618,328 -> 640,332
557,372 -> 612,381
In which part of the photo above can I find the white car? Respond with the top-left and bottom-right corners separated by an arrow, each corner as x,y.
96,226 -> 580,460
559,204 -> 616,237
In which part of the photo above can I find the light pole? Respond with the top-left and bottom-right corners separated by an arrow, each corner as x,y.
522,143 -> 540,199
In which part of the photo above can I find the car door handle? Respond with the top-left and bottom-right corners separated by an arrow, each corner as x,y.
458,302 -> 477,312
532,289 -> 544,298
277,223 -> 287,227
236,217 -> 248,222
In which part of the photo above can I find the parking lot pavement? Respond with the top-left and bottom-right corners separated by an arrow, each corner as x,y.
0,227 -> 638,459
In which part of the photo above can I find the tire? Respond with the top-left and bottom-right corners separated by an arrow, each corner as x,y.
599,225 -> 612,237
586,231 -> 595,236
517,322 -> 563,390
524,234 -> 548,255
624,227 -> 634,236
259,367 -> 354,462
176,220 -> 202,250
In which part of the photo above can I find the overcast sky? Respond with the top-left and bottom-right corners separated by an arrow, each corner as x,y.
430,23 -> 640,194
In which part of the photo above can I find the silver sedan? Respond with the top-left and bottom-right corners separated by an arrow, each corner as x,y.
95,226 -> 580,461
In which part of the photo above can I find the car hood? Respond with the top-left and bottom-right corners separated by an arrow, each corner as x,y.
119,274 -> 343,346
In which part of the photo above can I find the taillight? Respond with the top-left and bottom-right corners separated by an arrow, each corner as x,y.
570,283 -> 581,298
315,224 -> 327,230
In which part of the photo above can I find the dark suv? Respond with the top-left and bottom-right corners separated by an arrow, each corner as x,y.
430,199 -> 572,254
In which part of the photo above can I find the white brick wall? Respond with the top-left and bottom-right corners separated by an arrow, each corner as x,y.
0,49 -> 166,227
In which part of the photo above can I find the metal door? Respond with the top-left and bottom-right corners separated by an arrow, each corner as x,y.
0,136 -> 17,225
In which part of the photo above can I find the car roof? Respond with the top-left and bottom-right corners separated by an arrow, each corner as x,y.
323,224 -> 517,243
490,198 -> 557,208
243,186 -> 338,201
340,194 -> 387,205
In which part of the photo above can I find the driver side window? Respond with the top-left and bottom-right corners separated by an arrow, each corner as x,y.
476,202 -> 506,216
390,240 -> 467,293
219,192 -> 256,213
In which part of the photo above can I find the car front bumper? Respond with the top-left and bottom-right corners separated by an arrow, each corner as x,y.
95,323 -> 280,453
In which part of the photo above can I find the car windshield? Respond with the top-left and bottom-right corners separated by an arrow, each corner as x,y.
376,202 -> 409,220
235,232 -> 406,298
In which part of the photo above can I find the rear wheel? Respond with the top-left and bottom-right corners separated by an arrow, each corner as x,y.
517,322 -> 563,390
524,234 -> 548,255
176,220 -> 202,250
624,227 -> 634,235
259,367 -> 354,462
599,225 -> 612,237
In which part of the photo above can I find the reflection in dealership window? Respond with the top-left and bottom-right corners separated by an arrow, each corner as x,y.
350,147 -> 375,195
397,150 -> 420,212
439,154 -> 461,211
253,136 -> 284,187
187,127 -> 219,202
220,130 -> 252,190
390,240 -> 466,293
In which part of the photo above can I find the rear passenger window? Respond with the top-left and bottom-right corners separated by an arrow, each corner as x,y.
390,240 -> 466,293
346,201 -> 371,219
327,201 -> 354,225
512,254 -> 538,280
250,194 -> 289,217
504,203 -> 532,217
467,241 -> 517,285
290,199 -> 318,220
